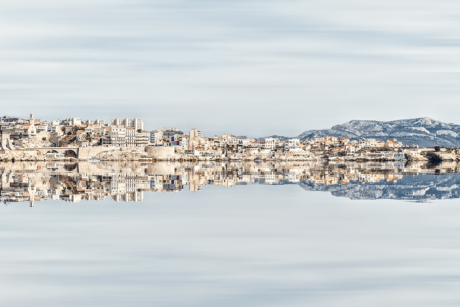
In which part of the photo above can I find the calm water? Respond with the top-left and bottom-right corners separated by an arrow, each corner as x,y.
2,161 -> 460,306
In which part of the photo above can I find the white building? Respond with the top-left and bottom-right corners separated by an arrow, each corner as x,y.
109,126 -> 126,147
126,127 -> 136,147
149,130 -> 163,146
36,124 -> 48,132
285,138 -> 301,151
180,136 -> 189,150
238,139 -> 251,146
51,125 -> 63,135
27,113 -> 37,136
189,129 -> 202,139
84,119 -> 106,126
111,118 -> 143,130
108,126 -> 148,147
359,138 -> 376,148
312,137 -> 325,143
264,137 -> 278,150
135,131 -> 149,147
65,117 -> 82,126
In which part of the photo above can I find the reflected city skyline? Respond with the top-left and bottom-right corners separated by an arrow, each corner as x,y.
1,161 -> 460,206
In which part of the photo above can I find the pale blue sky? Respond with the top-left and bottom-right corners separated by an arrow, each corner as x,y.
2,0 -> 460,137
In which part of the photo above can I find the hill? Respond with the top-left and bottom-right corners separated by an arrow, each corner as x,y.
296,117 -> 460,147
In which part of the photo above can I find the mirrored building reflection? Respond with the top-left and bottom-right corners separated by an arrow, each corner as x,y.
1,161 -> 460,206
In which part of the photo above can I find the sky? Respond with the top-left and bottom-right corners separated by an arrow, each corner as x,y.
2,0 -> 460,137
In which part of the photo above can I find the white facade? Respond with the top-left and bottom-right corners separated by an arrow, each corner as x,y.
51,125 -> 63,135
359,138 -> 376,148
126,128 -> 136,147
109,126 -> 126,147
36,125 -> 47,132
108,126 -> 148,147
111,118 -> 143,130
149,130 -> 163,146
238,139 -> 251,146
367,139 -> 376,147
65,117 -> 82,126
285,138 -> 301,151
264,137 -> 278,150
84,119 -> 106,126
189,129 -> 202,139
181,137 -> 189,150
312,137 -> 325,142
135,131 -> 149,147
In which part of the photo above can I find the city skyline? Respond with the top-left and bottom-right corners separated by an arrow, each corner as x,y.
4,1 -> 460,306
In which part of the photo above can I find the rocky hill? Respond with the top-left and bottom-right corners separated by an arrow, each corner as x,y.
297,117 -> 460,148
299,172 -> 460,202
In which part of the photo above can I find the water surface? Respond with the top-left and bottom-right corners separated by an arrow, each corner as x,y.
1,161 -> 460,306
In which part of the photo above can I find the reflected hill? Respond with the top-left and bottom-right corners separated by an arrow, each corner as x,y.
300,174 -> 460,202
1,161 -> 459,206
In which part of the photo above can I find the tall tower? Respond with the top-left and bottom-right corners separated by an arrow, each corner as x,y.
30,112 -> 34,126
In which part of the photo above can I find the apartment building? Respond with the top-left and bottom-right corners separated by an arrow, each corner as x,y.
264,137 -> 278,150
106,126 -> 149,147
109,126 -> 126,147
339,138 -> 350,144
238,139 -> 252,146
84,119 -> 106,126
180,135 -> 189,150
149,130 -> 163,146
359,138 -> 376,148
189,128 -> 202,139
325,136 -> 338,144
135,131 -> 149,147
228,138 -> 239,146
163,128 -> 183,139
65,117 -> 82,126
285,138 -> 301,151
111,118 -> 144,130
126,128 -> 136,146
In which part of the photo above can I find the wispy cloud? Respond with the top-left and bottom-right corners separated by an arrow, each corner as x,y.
2,0 -> 460,136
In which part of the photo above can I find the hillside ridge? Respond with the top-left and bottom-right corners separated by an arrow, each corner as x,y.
295,117 -> 460,148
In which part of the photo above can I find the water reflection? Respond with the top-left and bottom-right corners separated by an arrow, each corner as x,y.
1,161 -> 459,205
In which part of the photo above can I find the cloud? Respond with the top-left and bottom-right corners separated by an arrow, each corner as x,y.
2,0 -> 460,136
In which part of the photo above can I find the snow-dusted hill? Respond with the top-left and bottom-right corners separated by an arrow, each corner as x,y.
297,117 -> 460,147
299,173 -> 460,201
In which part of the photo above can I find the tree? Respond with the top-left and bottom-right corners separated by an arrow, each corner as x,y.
434,145 -> 440,152
42,137 -> 46,141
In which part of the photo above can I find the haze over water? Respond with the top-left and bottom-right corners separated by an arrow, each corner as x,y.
2,161 -> 460,306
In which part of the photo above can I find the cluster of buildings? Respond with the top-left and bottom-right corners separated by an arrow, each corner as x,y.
0,114 -> 148,149
1,114 -> 419,161
0,159 -> 454,207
